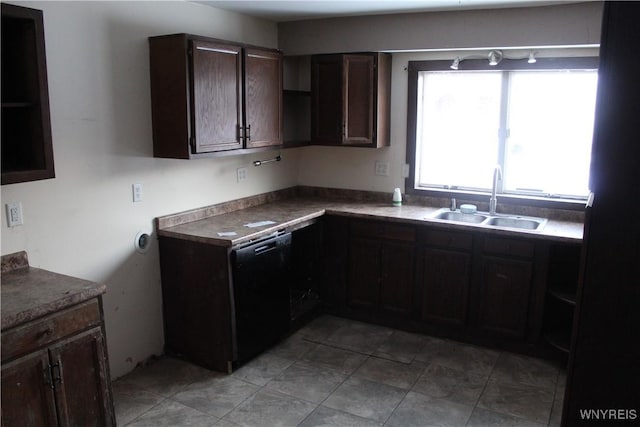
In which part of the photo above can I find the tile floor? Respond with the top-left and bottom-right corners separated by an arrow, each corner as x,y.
113,315 -> 566,426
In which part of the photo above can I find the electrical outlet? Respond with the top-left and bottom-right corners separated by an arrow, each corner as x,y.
5,202 -> 23,227
375,161 -> 390,176
237,167 -> 247,183
132,183 -> 143,202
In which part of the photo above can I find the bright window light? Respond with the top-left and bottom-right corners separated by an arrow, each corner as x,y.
414,67 -> 598,200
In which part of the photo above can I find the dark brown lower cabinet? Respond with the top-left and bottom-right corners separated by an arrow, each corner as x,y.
379,241 -> 415,317
417,228 -> 473,330
346,219 -> 415,318
1,299 -> 114,427
418,247 -> 471,328
347,236 -> 381,311
476,256 -> 533,339
473,235 -> 537,342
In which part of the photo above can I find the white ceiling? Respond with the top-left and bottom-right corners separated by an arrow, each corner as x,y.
197,0 -> 571,22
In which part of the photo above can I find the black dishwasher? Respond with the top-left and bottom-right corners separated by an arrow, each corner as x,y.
231,232 -> 292,366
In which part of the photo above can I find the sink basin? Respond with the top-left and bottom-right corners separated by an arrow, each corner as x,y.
431,209 -> 487,224
428,208 -> 547,231
484,216 -> 546,231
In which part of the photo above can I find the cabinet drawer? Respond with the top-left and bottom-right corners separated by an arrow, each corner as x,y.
1,299 -> 101,362
422,229 -> 472,251
350,221 -> 415,242
483,236 -> 535,258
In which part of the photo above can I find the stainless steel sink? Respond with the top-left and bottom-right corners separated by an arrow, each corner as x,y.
432,210 -> 487,224
484,216 -> 546,230
428,208 -> 547,231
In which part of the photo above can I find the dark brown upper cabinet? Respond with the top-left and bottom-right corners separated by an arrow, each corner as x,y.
1,3 -> 55,185
311,52 -> 391,148
149,34 -> 282,159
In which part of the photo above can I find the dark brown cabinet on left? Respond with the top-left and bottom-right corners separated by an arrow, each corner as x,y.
1,298 -> 115,427
1,3 -> 54,185
149,34 -> 282,159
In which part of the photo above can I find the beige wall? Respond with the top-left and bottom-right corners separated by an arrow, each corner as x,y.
1,1 -> 295,379
278,2 -> 603,55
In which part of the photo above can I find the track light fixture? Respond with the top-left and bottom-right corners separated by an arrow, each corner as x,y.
488,50 -> 503,66
450,49 -> 536,70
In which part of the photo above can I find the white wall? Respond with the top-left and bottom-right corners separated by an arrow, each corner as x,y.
0,1 -> 297,379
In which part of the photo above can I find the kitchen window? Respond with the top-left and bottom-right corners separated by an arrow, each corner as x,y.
406,57 -> 599,204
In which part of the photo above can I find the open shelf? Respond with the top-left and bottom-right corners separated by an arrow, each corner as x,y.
542,243 -> 581,362
1,3 -> 54,185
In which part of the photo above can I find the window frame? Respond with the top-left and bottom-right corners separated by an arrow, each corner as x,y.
405,56 -> 599,210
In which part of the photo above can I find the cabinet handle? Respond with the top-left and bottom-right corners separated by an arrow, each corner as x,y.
246,124 -> 251,141
51,358 -> 63,385
237,124 -> 243,142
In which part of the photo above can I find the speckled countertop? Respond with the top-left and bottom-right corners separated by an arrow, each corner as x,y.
157,195 -> 584,247
1,252 -> 106,330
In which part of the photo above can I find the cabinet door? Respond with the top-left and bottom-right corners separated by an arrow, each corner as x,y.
311,55 -> 342,145
49,327 -> 114,427
477,256 -> 533,339
1,349 -> 58,427
190,40 -> 243,153
244,48 -> 282,148
419,248 -> 471,328
379,241 -> 415,318
347,237 -> 380,311
343,54 -> 375,146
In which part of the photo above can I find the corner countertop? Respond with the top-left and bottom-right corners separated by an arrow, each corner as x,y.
157,195 -> 584,247
1,252 -> 106,330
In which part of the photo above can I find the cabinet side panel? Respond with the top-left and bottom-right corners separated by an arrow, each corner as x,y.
149,35 -> 191,159
375,53 -> 392,148
158,237 -> 233,372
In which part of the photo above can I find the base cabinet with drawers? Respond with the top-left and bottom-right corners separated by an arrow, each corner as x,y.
1,298 -> 114,427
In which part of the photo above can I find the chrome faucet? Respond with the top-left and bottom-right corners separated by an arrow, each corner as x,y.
489,165 -> 502,215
